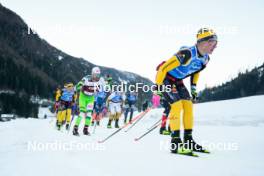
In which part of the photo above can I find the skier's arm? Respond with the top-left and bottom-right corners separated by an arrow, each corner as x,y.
155,56 -> 181,85
190,72 -> 200,86
55,90 -> 61,102
155,49 -> 192,85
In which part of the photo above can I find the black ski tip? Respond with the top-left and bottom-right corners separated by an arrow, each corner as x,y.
195,149 -> 210,154
171,151 -> 199,157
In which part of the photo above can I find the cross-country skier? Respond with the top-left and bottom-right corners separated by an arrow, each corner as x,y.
124,91 -> 137,124
91,89 -> 107,126
56,82 -> 75,130
155,28 -> 217,155
152,91 -> 161,108
106,86 -> 125,128
72,67 -> 105,136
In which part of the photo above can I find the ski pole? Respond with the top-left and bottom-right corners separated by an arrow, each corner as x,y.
97,110 -> 146,143
134,121 -> 162,141
92,121 -> 97,134
67,113 -> 75,134
147,118 -> 162,130
92,113 -> 98,134
124,108 -> 151,132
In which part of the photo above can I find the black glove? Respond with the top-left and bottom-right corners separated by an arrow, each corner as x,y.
191,85 -> 198,101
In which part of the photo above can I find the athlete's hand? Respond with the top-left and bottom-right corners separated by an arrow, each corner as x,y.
191,85 -> 198,101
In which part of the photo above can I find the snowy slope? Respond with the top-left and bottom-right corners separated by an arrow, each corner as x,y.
1,95 -> 264,176
38,107 -> 55,119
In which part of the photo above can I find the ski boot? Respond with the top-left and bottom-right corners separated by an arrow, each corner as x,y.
83,125 -> 90,135
57,123 -> 61,131
159,127 -> 170,135
183,130 -> 209,153
107,120 -> 112,128
171,137 -> 196,156
168,126 -> 171,133
72,125 -> 79,136
129,117 -> 132,124
170,130 -> 197,156
66,123 -> 70,130
115,119 -> 120,128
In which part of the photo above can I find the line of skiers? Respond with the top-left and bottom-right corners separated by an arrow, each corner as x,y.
54,67 -> 140,136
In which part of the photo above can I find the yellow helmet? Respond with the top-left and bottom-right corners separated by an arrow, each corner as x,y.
197,28 -> 217,42
64,82 -> 74,88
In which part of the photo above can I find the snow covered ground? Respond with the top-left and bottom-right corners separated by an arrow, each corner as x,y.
1,95 -> 264,176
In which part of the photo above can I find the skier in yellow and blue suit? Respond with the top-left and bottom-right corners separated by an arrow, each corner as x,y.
57,82 -> 75,131
155,28 -> 218,155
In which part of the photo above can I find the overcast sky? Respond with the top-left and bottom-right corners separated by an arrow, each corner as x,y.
2,0 -> 264,90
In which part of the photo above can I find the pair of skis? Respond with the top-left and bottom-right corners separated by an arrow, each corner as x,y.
172,148 -> 210,157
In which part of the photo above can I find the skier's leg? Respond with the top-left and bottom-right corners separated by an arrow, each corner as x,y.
65,105 -> 72,130
73,92 -> 87,135
112,103 -> 119,128
56,110 -> 62,128
169,100 -> 182,133
162,82 -> 192,154
166,104 -> 171,132
129,106 -> 134,122
107,114 -> 114,128
84,109 -> 93,127
66,107 -> 72,124
91,112 -> 96,126
83,96 -> 94,135
56,102 -> 61,127
107,102 -> 115,128
182,100 -> 193,130
182,100 -> 207,152
91,103 -> 97,126
160,113 -> 170,135
97,104 -> 104,125
115,103 -> 122,128
124,107 -> 129,123
57,102 -> 66,130
97,113 -> 102,125
178,84 -> 208,152
169,101 -> 183,151
60,102 -> 67,125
